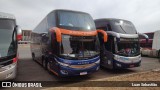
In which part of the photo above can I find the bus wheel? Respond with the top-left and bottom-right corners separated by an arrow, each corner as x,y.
32,53 -> 35,61
42,59 -> 47,69
158,50 -> 160,62
47,61 -> 51,72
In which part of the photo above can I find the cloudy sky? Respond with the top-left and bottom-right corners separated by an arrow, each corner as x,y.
0,0 -> 160,33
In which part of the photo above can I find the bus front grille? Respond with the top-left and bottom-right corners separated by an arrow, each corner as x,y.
69,63 -> 95,69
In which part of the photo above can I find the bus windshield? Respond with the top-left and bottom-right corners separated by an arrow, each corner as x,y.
60,35 -> 99,59
116,38 -> 140,57
110,20 -> 137,34
57,11 -> 96,30
0,19 -> 16,58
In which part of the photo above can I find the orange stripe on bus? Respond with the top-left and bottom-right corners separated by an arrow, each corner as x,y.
50,27 -> 98,42
97,29 -> 108,42
60,29 -> 97,36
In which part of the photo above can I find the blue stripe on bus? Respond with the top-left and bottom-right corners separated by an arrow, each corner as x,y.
55,56 -> 100,65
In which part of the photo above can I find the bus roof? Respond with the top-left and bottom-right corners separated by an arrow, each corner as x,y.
51,9 -> 89,15
0,12 -> 15,19
95,18 -> 131,22
95,18 -> 137,34
33,9 -> 94,33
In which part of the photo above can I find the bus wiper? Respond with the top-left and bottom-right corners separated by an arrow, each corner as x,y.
119,25 -> 127,33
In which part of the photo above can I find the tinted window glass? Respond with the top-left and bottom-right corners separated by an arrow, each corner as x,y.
0,19 -> 16,57
60,35 -> 99,59
110,20 -> 137,34
57,11 -> 96,31
116,38 -> 140,57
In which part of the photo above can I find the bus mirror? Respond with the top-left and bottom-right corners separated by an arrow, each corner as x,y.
16,26 -> 22,41
138,33 -> 149,43
41,33 -> 48,37
41,33 -> 49,42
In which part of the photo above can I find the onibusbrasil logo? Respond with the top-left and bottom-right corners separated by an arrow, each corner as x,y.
1,82 -> 42,88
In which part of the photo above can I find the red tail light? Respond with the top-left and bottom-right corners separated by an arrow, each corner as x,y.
13,57 -> 17,63
17,34 -> 22,41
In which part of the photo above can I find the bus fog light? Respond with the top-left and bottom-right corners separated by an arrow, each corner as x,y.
55,60 -> 69,67
60,70 -> 68,75
95,59 -> 100,64
116,63 -> 121,67
96,66 -> 99,70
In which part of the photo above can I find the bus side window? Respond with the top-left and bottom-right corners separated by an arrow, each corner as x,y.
97,25 -> 111,31
107,24 -> 112,31
97,27 -> 107,31
47,12 -> 56,28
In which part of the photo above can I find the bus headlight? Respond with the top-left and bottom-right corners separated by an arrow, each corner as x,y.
114,55 -> 119,61
95,59 -> 100,64
116,63 -> 121,67
57,61 -> 69,67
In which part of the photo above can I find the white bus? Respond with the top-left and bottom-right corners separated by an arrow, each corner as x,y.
0,12 -> 22,81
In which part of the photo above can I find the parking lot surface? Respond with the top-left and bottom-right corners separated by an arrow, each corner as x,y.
13,45 -> 160,81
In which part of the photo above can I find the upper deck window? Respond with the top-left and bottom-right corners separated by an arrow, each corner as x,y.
110,20 -> 137,34
0,19 -> 15,29
57,11 -> 96,31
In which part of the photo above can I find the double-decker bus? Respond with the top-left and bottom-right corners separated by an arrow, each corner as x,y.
95,18 -> 148,69
0,12 -> 22,81
31,10 -> 107,76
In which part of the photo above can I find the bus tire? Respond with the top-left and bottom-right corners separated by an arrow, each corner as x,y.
42,58 -> 47,69
47,61 -> 51,72
32,53 -> 35,61
158,50 -> 160,62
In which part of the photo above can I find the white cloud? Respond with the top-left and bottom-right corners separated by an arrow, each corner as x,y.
0,0 -> 160,33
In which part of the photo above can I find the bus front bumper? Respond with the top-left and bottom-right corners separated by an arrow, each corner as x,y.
113,60 -> 141,68
113,55 -> 141,68
59,64 -> 99,76
0,63 -> 17,81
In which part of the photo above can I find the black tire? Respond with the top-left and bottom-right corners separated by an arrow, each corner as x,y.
47,61 -> 51,72
158,50 -> 160,62
32,53 -> 35,61
42,58 -> 47,69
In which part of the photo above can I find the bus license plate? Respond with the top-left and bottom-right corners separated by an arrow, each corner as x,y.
80,72 -> 87,75
130,65 -> 134,67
